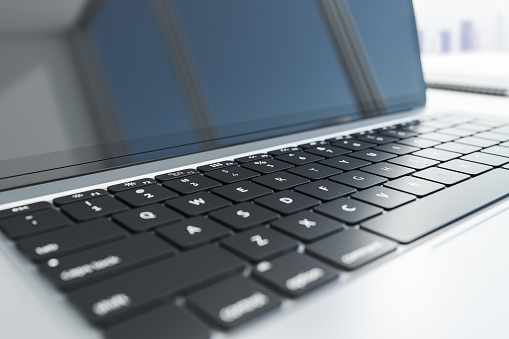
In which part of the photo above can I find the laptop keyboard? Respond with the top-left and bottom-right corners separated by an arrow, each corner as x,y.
3,114 -> 509,338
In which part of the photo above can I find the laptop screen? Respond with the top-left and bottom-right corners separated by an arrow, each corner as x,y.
0,0 -> 425,191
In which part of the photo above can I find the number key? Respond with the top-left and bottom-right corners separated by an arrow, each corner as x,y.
163,175 -> 221,194
115,185 -> 178,207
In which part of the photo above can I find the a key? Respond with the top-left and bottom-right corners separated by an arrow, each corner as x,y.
456,137 -> 498,148
112,204 -> 183,232
221,226 -> 298,262
360,162 -> 415,179
439,159 -> 492,176
481,146 -> 509,158
434,142 -> 480,155
348,149 -> 396,162
41,234 -> 175,290
0,201 -> 51,220
412,148 -> 461,162
162,175 -> 221,194
211,181 -> 273,202
320,155 -> 370,171
307,229 -> 397,270
155,169 -> 200,182
287,163 -> 341,180
330,171 -> 387,189
165,192 -> 231,216
157,216 -> 231,249
271,211 -> 345,242
275,152 -> 324,166
108,178 -> 156,193
413,167 -> 470,185
255,191 -> 320,215
252,252 -> 338,297
351,186 -> 415,209
0,209 -> 71,239
397,137 -> 440,148
197,161 -> 237,172
115,185 -> 178,207
304,145 -> 350,158
252,172 -> 309,191
241,159 -> 293,174
294,180 -> 355,201
17,219 -> 127,262
373,143 -> 419,155
234,153 -> 271,163
210,203 -> 278,231
54,189 -> 107,206
419,132 -> 458,143
69,245 -> 245,326
204,166 -> 259,184
384,176 -> 444,197
269,147 -> 302,156
331,139 -> 375,150
187,275 -> 281,329
388,155 -> 439,170
315,198 -> 382,224
461,152 -> 509,166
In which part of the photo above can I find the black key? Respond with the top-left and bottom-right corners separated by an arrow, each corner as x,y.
314,198 -> 383,224
481,146 -> 509,158
221,226 -> 298,261
307,229 -> 397,270
413,167 -> 470,185
476,132 -> 509,142
298,140 -> 329,148
388,155 -> 439,170
456,137 -> 498,148
108,178 -> 156,193
439,160 -> 492,176
360,162 -> 415,179
304,145 -> 350,158
255,191 -> 319,215
397,137 -> 440,148
419,132 -> 458,143
69,245 -> 245,326
157,216 -> 231,249
326,135 -> 355,142
253,172 -> 309,191
362,169 -> 509,243
115,185 -> 178,207
288,163 -> 341,180
271,211 -> 345,242
352,186 -> 415,209
112,204 -> 183,233
197,161 -> 237,172
461,152 -> 509,166
434,142 -> 480,155
404,124 -> 435,134
412,148 -> 461,162
330,171 -> 387,189
269,147 -> 302,156
17,219 -> 127,262
0,201 -> 51,220
212,181 -> 272,202
41,234 -> 175,290
373,143 -> 419,155
355,134 -> 397,144
155,169 -> 200,182
384,176 -> 444,197
162,175 -> 221,194
241,159 -> 293,174
210,203 -> 279,231
204,166 -> 259,184
105,304 -> 210,339
252,252 -> 338,297
295,180 -> 355,201
275,152 -> 324,165
0,209 -> 71,239
348,149 -> 396,162
165,192 -> 231,216
331,139 -> 375,150
378,129 -> 418,139
320,155 -> 370,171
187,275 -> 280,329
54,189 -> 107,206
234,153 -> 271,163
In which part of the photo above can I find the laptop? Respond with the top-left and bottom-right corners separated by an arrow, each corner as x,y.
1,1 -> 509,338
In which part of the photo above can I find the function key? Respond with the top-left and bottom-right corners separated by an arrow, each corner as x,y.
241,159 -> 293,174
0,201 -> 51,220
54,189 -> 107,206
305,145 -> 350,158
298,140 -> 329,148
268,147 -> 301,156
162,175 -> 221,194
61,196 -> 128,222
197,161 -> 237,172
204,166 -> 259,184
212,181 -> 273,203
115,185 -> 178,207
155,169 -> 200,182
0,209 -> 71,239
234,153 -> 271,163
107,178 -> 156,193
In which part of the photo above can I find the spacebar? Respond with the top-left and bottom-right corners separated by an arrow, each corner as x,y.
361,169 -> 509,244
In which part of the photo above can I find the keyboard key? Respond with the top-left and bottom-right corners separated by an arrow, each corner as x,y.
320,155 -> 370,171
269,147 -> 301,156
298,140 -> 329,148
294,180 -> 355,201
439,160 -> 492,176
330,171 -> 387,189
105,304 -> 210,339
112,204 -> 183,233
17,219 -> 127,262
0,209 -> 71,239
271,211 -> 345,242
413,167 -> 470,185
211,181 -> 272,202
197,161 -> 237,172
331,139 -> 375,150
384,176 -> 444,197
162,175 -> 221,194
252,252 -> 338,297
307,229 -> 397,270
362,169 -> 509,243
473,132 -> 509,142
456,137 -> 498,148
187,275 -> 280,329
155,169 -> 200,182
287,163 -> 341,180
241,159 -> 293,174
204,167 -> 259,184
412,148 -> 461,162
314,198 -> 383,224
115,185 -> 178,207
360,162 -> 415,179
210,203 -> 278,231
355,134 -> 397,144
481,146 -> 509,158
107,178 -> 156,193
221,226 -> 298,261
418,132 -> 457,143
157,216 -> 231,249
275,152 -> 323,166
348,149 -> 396,162
388,155 -> 439,170
304,145 -> 350,158
397,137 -> 440,148
438,128 -> 475,137
255,191 -> 320,215
234,153 -> 271,163
434,142 -> 480,155
69,245 -> 245,326
41,234 -> 175,290
165,192 -> 231,216
352,186 -> 415,209
253,172 -> 309,190
378,129 -> 418,139
455,123 -> 491,132
373,143 -> 419,155
53,189 -> 107,206
0,201 -> 51,220
461,152 -> 509,166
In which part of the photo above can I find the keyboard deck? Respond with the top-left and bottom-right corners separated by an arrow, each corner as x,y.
3,114 -> 509,338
